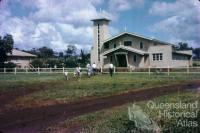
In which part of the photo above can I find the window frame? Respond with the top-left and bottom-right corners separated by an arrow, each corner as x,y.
124,41 -> 132,46
104,43 -> 109,49
152,53 -> 163,61
114,44 -> 116,48
140,42 -> 143,49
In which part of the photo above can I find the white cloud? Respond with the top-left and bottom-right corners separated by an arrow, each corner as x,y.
0,0 -> 143,51
0,0 -> 104,51
28,0 -> 115,25
108,0 -> 144,12
149,0 -> 200,47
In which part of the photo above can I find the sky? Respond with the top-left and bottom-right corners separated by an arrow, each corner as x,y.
0,0 -> 200,52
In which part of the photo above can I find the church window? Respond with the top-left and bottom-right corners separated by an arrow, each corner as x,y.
104,43 -> 109,49
124,41 -> 132,46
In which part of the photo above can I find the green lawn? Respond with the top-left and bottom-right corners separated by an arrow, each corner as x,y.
1,73 -> 200,132
1,73 -> 200,109
62,91 -> 200,133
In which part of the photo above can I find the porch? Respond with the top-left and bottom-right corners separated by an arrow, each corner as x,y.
102,46 -> 149,68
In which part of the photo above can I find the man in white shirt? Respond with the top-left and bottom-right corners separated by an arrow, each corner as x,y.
92,63 -> 97,75
74,65 -> 81,79
109,63 -> 114,77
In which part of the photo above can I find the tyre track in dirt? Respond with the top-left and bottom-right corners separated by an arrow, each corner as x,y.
0,81 -> 200,133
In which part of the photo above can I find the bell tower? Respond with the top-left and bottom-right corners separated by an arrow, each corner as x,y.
91,18 -> 110,67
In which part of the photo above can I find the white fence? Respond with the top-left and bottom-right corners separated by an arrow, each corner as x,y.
0,67 -> 200,75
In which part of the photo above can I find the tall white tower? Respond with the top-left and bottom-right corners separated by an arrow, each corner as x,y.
90,18 -> 110,67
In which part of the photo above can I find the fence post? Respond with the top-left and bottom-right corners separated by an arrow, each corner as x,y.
148,66 -> 150,76
4,68 -> 6,74
38,67 -> 40,74
63,67 -> 64,74
167,66 -> 170,76
14,67 -> 16,75
50,67 -> 52,73
114,67 -> 116,74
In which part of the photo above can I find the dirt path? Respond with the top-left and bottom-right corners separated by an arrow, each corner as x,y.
0,81 -> 200,133
0,84 -> 48,110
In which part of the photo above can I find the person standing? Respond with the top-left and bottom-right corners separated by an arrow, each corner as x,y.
109,63 -> 114,77
86,63 -> 90,76
87,64 -> 92,78
64,71 -> 69,80
74,65 -> 81,79
92,62 -> 96,75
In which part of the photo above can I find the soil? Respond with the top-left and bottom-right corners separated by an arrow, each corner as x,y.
0,84 -> 47,110
0,80 -> 200,133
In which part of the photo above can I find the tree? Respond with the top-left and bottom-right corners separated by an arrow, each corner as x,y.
65,45 -> 77,58
193,48 -> 200,59
38,46 -> 54,58
30,59 -> 44,68
58,52 -> 64,58
78,49 -> 90,67
0,34 -> 14,67
176,42 -> 193,50
27,48 -> 38,55
65,57 -> 77,67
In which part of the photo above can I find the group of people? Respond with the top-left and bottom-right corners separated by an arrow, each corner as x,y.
86,62 -> 99,77
64,63 -> 114,80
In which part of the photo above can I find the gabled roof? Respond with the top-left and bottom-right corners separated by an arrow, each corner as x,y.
7,49 -> 37,57
103,32 -> 175,46
102,45 -> 147,56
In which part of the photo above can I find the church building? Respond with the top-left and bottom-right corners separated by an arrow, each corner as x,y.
90,18 -> 192,68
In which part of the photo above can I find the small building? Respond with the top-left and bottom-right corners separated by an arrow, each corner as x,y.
7,49 -> 37,68
90,18 -> 192,68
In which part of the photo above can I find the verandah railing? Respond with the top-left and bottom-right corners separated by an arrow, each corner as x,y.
0,67 -> 200,75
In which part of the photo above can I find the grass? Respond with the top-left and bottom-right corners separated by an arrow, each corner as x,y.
1,73 -> 200,132
61,91 -> 200,133
0,73 -> 64,92
1,73 -> 200,109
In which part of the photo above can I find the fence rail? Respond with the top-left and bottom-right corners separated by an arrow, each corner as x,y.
1,67 -> 200,75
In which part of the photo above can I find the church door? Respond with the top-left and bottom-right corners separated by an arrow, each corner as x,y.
116,54 -> 127,67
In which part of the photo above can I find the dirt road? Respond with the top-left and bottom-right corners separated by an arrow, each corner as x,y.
0,81 -> 200,133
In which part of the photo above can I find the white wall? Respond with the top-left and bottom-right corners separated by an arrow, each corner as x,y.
148,45 -> 172,68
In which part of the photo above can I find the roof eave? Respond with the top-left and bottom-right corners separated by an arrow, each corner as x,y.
102,46 -> 146,56
91,18 -> 111,22
172,51 -> 192,56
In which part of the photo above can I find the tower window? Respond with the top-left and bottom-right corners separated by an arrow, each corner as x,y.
124,41 -> 132,46
104,43 -> 109,49
98,49 -> 100,61
140,42 -> 143,49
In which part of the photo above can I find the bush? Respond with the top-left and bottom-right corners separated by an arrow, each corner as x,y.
4,62 -> 16,68
193,63 -> 200,67
30,59 -> 44,68
31,58 -> 64,68
46,59 -> 63,68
